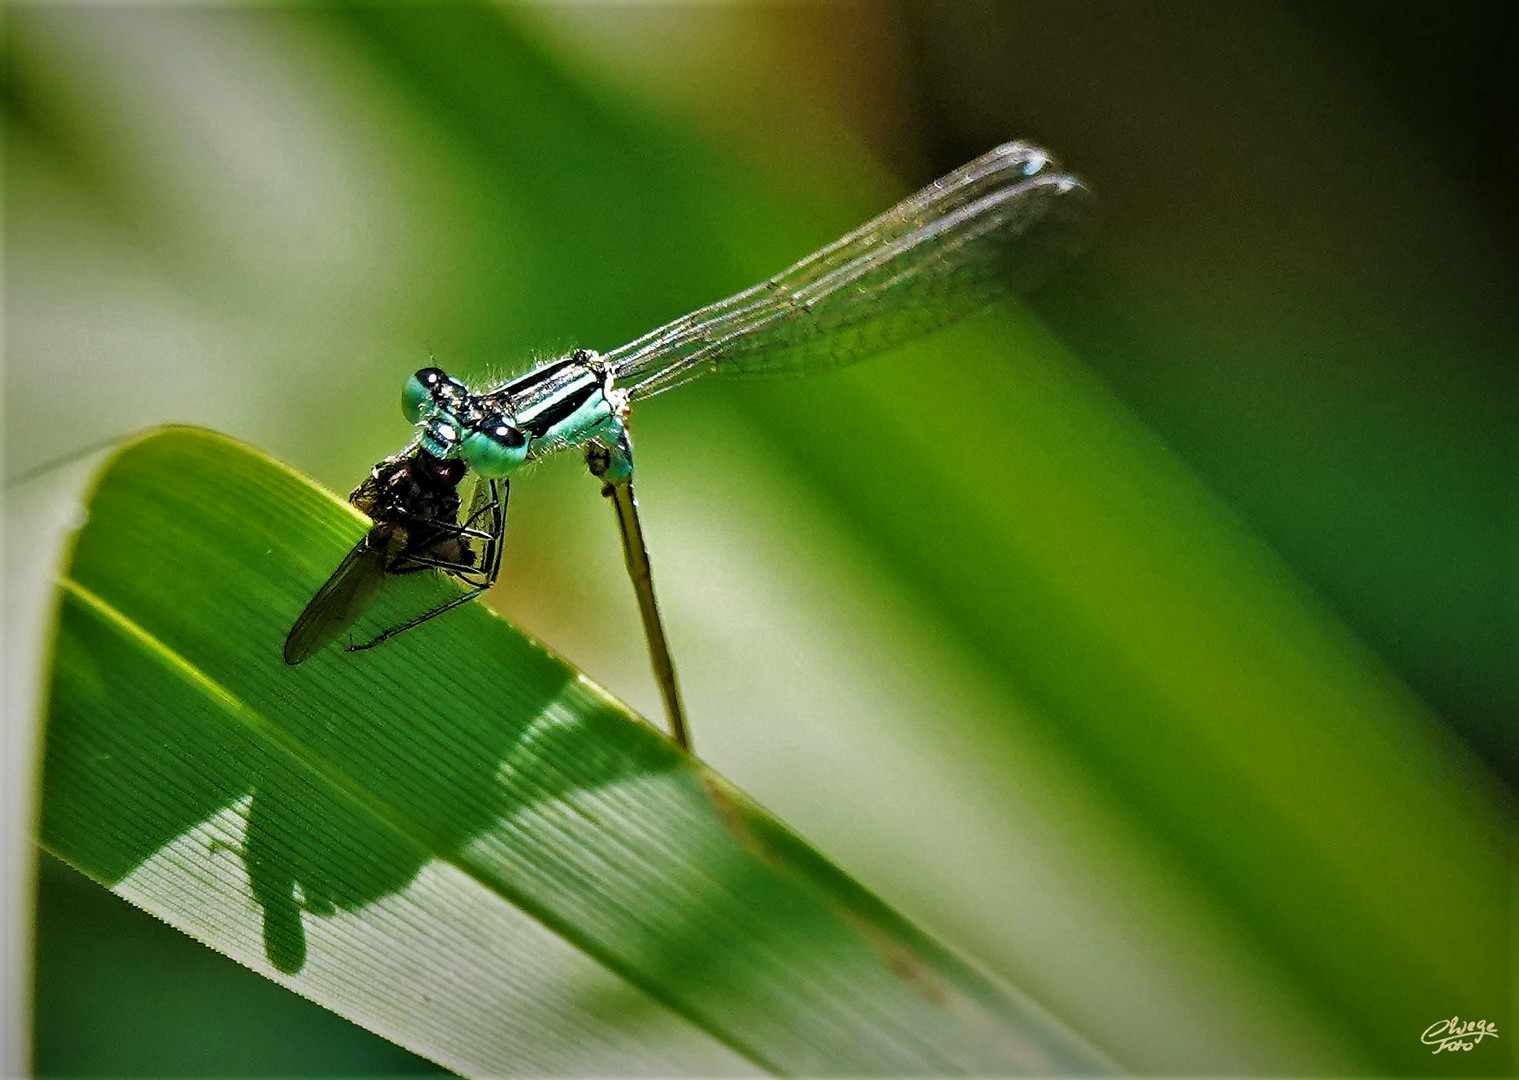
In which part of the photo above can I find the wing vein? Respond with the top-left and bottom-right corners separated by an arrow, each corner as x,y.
602,141 -> 1092,399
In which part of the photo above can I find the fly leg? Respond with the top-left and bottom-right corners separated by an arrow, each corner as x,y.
586,425 -> 691,751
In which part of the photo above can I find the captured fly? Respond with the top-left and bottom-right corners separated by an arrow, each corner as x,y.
284,449 -> 503,665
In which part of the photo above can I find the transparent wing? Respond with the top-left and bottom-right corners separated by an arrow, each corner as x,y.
284,530 -> 390,664
602,141 -> 1092,400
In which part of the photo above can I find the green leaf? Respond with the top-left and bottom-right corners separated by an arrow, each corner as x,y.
40,426 -> 1112,1076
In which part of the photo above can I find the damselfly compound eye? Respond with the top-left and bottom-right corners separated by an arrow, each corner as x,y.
403,367 -> 469,423
402,367 -> 447,423
461,416 -> 528,478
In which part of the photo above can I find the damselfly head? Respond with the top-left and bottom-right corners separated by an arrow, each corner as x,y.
404,366 -> 476,461
400,365 -> 530,477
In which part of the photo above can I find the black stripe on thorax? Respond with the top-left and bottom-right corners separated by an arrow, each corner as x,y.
523,380 -> 601,440
504,356 -> 580,397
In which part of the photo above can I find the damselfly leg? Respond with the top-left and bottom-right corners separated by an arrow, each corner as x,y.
586,429 -> 691,750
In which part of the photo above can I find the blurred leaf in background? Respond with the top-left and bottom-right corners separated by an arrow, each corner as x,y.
6,1 -> 1515,1076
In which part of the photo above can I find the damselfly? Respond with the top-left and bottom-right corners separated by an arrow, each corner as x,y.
285,141 -> 1092,750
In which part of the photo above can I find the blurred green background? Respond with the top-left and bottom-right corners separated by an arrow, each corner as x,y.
6,1 -> 1514,1076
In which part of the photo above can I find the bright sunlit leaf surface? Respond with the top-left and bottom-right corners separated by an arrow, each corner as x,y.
39,427 -> 1112,1077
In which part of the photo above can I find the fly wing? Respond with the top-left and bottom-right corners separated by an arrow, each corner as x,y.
602,142 -> 1092,399
284,528 -> 392,664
